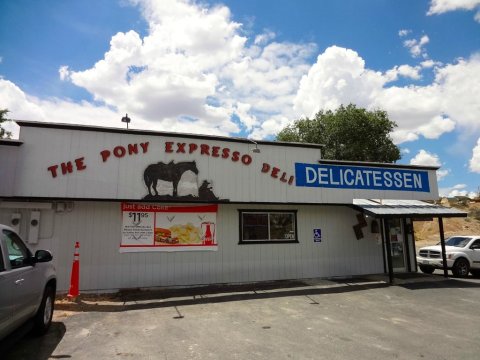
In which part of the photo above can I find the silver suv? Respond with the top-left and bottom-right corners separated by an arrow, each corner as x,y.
0,224 -> 56,341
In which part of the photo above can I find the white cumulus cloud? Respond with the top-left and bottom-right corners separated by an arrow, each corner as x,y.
293,46 -> 479,144
403,35 -> 430,58
427,0 -> 480,22
420,59 -> 442,68
386,64 -> 422,81
65,0 -> 315,136
410,150 -> 451,181
436,169 -> 450,180
254,30 -> 276,45
294,46 -> 385,116
1,0 -> 480,145
58,65 -> 71,81
427,0 -> 480,14
0,78 -> 126,138
439,183 -> 477,198
469,138 -> 480,173
410,149 -> 441,167
1,0 -> 316,138
417,116 -> 455,139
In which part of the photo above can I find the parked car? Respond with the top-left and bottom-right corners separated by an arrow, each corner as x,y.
416,235 -> 480,277
0,224 -> 56,341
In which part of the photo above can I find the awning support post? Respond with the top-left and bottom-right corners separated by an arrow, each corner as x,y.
438,217 -> 449,278
410,218 -> 419,272
380,218 -> 387,273
383,219 -> 394,284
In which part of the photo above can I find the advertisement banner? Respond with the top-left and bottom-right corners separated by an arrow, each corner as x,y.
120,203 -> 218,252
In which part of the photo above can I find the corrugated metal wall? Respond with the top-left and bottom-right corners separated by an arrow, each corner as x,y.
0,201 -> 384,292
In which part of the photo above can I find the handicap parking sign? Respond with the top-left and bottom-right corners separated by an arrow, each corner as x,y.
313,228 -> 322,242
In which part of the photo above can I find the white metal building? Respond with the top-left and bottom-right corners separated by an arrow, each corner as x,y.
0,121 -> 466,292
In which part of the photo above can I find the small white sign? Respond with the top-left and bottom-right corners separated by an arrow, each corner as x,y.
313,228 -> 322,243
122,211 -> 154,246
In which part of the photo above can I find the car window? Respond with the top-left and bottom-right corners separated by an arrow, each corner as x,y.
444,236 -> 471,247
471,239 -> 480,248
3,230 -> 31,269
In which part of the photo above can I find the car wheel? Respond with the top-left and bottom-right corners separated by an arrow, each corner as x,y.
419,265 -> 435,274
33,286 -> 55,335
452,258 -> 470,278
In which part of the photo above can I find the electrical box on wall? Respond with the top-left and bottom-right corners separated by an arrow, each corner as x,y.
11,213 -> 22,233
28,210 -> 41,244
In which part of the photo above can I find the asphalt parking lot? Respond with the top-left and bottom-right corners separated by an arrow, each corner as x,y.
3,274 -> 480,360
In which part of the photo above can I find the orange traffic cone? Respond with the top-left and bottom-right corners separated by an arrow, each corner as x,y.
67,241 -> 80,300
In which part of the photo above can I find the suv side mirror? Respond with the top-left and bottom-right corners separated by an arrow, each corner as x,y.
35,250 -> 53,263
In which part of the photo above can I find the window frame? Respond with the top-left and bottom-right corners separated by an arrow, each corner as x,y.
238,209 -> 298,244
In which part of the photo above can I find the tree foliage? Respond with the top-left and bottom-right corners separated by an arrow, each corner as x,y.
277,104 -> 401,163
0,109 -> 12,139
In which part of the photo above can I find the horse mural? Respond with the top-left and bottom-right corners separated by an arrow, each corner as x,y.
144,161 -> 199,197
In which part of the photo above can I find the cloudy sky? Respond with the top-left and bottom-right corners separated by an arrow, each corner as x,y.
1,0 -> 479,197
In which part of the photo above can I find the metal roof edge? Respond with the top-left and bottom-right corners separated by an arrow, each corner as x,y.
351,200 -> 468,218
14,120 -> 325,150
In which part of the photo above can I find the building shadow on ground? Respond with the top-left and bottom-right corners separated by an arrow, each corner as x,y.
54,274 -> 480,314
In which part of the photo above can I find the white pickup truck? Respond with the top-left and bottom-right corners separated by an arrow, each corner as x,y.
417,236 -> 480,277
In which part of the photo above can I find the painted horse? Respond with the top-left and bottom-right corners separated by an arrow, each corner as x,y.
144,161 -> 199,197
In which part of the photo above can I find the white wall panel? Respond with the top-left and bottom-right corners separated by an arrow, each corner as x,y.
0,145 -> 20,196
0,201 -> 386,292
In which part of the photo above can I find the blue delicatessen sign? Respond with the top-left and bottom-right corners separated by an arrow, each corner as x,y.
295,163 -> 430,192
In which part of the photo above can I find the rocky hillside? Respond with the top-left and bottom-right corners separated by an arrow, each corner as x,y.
413,202 -> 480,246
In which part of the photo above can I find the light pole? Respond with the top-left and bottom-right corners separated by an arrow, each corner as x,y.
121,113 -> 131,129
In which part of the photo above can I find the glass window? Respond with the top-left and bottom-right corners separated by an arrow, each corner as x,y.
470,239 -> 480,248
239,210 -> 297,244
3,230 -> 31,269
444,236 -> 471,248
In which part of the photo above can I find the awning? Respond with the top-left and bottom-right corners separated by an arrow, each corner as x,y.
352,199 -> 467,284
352,199 -> 467,219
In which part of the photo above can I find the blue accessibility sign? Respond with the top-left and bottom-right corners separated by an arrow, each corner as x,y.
313,228 -> 322,243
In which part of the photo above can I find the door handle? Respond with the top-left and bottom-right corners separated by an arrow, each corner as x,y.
15,279 -> 25,285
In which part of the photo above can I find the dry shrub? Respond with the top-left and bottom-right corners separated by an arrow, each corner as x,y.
469,208 -> 480,221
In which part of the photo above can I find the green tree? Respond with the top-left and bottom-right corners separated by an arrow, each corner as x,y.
277,104 -> 401,163
0,109 -> 12,139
